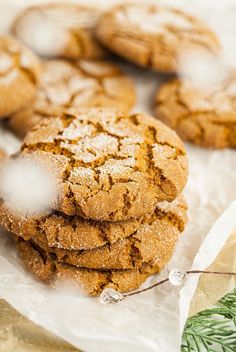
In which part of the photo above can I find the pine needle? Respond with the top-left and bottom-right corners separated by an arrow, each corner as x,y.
182,288 -> 236,352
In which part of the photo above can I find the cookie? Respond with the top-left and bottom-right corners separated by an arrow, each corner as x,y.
96,4 -> 220,73
0,196 -> 187,269
21,109 -> 188,221
16,238 -> 170,296
154,77 -> 236,148
0,36 -> 40,118
0,195 -> 187,251
34,199 -> 186,270
9,59 -> 136,138
12,3 -> 106,60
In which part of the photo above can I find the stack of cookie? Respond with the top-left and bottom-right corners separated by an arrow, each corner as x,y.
0,2 -> 206,295
0,109 -> 188,296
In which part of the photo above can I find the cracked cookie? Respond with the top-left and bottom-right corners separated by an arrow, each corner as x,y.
12,3 -> 106,60
0,36 -> 40,119
9,59 -> 136,138
96,4 -> 220,73
16,237 -> 171,296
155,77 -> 236,148
21,109 -> 188,221
0,196 -> 187,269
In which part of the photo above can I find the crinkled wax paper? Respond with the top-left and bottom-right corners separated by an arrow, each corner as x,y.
0,1 -> 236,351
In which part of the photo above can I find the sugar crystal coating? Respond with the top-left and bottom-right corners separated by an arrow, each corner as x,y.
21,109 -> 188,221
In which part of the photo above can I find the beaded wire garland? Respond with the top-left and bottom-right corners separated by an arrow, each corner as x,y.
100,269 -> 236,304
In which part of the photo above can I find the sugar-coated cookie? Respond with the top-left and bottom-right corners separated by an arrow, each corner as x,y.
0,196 -> 187,269
0,36 -> 40,118
96,4 -> 220,72
21,109 -> 188,221
12,3 -> 106,60
16,238 -> 171,296
9,59 -> 136,138
155,77 -> 236,148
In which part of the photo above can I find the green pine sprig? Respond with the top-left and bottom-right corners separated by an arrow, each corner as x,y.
182,288 -> 236,352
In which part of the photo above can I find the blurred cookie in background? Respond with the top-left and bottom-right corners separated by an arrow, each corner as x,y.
12,3 -> 107,60
154,74 -> 236,148
96,3 -> 220,73
0,35 -> 40,119
8,59 -> 136,138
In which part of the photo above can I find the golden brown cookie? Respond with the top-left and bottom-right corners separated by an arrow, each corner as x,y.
154,77 -> 236,148
9,59 -> 136,138
0,196 -> 187,269
21,109 -> 188,221
12,3 -> 106,60
0,36 -> 40,118
34,198 -> 187,270
16,238 -> 171,296
96,4 -> 220,73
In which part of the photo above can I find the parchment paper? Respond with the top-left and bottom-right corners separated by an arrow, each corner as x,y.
190,229 -> 236,316
0,1 -> 236,351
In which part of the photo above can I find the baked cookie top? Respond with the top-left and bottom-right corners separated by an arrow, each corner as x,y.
21,109 -> 188,221
17,238 -> 167,296
12,3 -> 106,60
0,36 -> 40,118
0,195 -> 187,267
96,4 -> 220,72
9,59 -> 136,138
155,76 -> 236,148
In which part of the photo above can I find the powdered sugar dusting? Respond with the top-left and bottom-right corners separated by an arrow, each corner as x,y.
0,69 -> 18,85
14,5 -> 100,57
68,76 -> 96,92
45,6 -> 99,30
0,52 -> 13,74
71,90 -> 95,106
79,60 -> 116,77
69,167 -> 96,186
152,144 -> 176,166
61,134 -> 118,163
178,50 -> 227,91
62,122 -> 95,140
26,58 -> 131,116
98,157 -> 135,176
40,61 -> 98,106
42,61 -> 78,84
179,70 -> 236,113
46,85 -> 71,106
20,52 -> 33,70
86,134 -> 118,154
16,12 -> 68,56
117,5 -> 193,34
